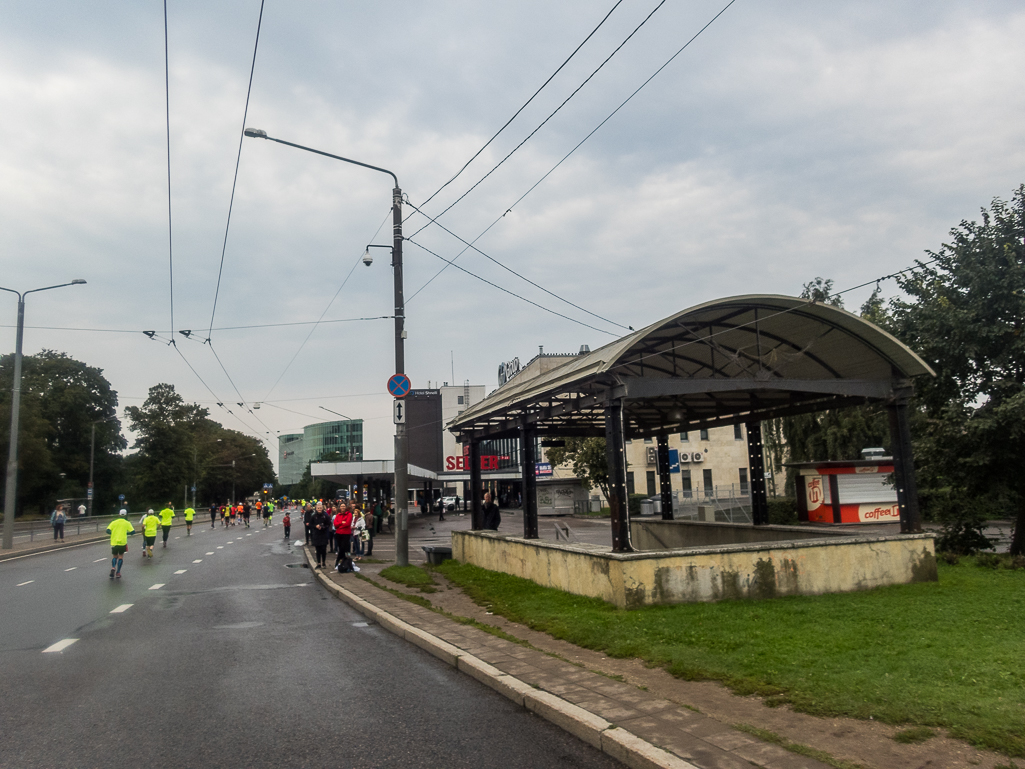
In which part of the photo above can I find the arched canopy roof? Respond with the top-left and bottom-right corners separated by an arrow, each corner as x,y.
449,295 -> 934,442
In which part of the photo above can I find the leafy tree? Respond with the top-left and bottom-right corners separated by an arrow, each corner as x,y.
544,437 -> 610,502
890,185 -> 1025,554
1,351 -> 125,516
287,453 -> 343,502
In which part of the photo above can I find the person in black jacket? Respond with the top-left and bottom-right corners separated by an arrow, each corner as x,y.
481,491 -> 501,531
309,502 -> 331,568
303,504 -> 314,545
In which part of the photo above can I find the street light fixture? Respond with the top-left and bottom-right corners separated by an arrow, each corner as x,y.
244,128 -> 410,566
1,279 -> 87,549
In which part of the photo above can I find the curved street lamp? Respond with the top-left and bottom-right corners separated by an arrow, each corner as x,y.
1,279 -> 87,549
243,128 -> 410,566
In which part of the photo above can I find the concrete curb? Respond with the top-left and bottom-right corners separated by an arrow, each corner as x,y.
302,547 -> 698,769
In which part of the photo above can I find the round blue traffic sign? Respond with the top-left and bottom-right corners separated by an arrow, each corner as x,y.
387,373 -> 411,398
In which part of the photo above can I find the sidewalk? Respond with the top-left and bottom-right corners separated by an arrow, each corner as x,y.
307,545 -> 827,769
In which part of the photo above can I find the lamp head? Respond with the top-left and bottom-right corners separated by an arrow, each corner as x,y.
71,279 -> 86,285
362,249 -> 373,267
243,128 -> 267,139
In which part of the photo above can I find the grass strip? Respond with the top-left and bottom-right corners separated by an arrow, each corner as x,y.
892,726 -> 936,744
734,724 -> 870,769
436,559 -> 1025,758
379,564 -> 438,591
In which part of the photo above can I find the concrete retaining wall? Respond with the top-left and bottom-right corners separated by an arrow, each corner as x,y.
451,530 -> 937,609
630,519 -> 856,550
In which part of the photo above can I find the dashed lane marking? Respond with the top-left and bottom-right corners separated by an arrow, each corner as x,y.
43,639 -> 78,653
149,583 -> 165,590
216,546 -> 224,549
93,558 -> 106,563
64,567 -> 77,572
110,604 -> 133,614
174,569 -> 187,575
17,580 -> 34,587
193,559 -> 203,563
206,552 -> 214,555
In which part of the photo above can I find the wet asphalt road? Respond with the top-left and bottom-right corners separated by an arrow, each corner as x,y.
0,522 -> 623,769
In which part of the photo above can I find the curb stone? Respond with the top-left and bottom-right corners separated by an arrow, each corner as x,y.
303,546 -> 699,769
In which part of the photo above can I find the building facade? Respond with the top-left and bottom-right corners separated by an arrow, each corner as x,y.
277,419 -> 364,487
278,433 -> 305,485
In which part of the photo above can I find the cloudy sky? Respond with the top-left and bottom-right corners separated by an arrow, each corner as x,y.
2,0 -> 1023,466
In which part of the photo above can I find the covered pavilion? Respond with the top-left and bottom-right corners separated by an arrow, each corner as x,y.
448,295 -> 935,552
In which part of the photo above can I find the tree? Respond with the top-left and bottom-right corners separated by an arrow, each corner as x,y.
890,185 -> 1025,554
544,438 -> 610,502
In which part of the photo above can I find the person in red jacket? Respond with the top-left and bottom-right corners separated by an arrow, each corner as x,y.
333,504 -> 353,571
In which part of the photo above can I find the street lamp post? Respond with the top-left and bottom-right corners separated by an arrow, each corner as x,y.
1,279 -> 87,549
88,414 -> 119,517
244,128 -> 410,566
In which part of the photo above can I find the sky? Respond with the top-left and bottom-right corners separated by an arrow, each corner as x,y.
2,0 -> 1024,469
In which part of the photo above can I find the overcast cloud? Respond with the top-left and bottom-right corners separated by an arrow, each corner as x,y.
1,0 -> 1023,465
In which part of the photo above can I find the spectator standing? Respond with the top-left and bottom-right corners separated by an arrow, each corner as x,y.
50,503 -> 67,541
333,504 -> 353,571
482,491 -> 501,531
303,504 -> 314,545
309,502 -> 331,569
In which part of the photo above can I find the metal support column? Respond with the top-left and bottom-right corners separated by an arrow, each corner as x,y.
469,439 -> 482,530
521,425 -> 539,539
604,399 -> 632,552
746,421 -> 769,525
888,397 -> 922,533
656,434 -> 674,520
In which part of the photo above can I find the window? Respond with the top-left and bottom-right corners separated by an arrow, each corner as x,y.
457,395 -> 464,404
679,431 -> 689,441
626,472 -> 635,495
734,424 -> 743,440
643,437 -> 652,444
646,471 -> 656,496
700,429 -> 709,441
680,470 -> 692,498
703,468 -> 713,498
739,468 -> 749,495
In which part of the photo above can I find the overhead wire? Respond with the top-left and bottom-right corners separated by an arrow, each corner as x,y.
417,0 -> 625,211
206,0 -> 267,339
406,0 -> 738,307
408,0 -> 668,239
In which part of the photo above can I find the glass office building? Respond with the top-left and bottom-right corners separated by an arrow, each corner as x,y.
303,420 -> 363,465
278,433 -> 305,485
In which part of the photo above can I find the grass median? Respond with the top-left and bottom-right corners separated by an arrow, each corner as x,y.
435,558 -> 1025,758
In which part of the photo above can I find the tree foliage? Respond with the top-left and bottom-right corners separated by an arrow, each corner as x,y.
544,437 -> 610,501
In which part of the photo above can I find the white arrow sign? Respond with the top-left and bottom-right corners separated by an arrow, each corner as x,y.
393,399 -> 406,424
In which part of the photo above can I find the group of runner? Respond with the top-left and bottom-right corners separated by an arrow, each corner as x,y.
105,503 -> 196,578
208,499 -> 275,529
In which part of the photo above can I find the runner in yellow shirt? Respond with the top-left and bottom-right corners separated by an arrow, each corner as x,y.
106,510 -> 136,579
184,506 -> 195,535
159,503 -> 176,548
142,509 -> 160,557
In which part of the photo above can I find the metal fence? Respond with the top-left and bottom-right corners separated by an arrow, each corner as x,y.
11,515 -> 120,543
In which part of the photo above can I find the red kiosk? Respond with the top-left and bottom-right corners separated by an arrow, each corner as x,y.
792,458 -> 899,524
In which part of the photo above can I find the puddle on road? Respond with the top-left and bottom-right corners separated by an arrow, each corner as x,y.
285,563 -> 309,569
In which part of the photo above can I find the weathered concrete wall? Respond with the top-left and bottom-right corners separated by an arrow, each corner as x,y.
451,531 -> 937,609
630,519 -> 854,550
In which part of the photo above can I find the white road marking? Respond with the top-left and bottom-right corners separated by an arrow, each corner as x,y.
175,536 -> 180,540
110,604 -> 133,614
16,580 -> 34,587
93,558 -> 106,563
206,552 -> 214,555
246,533 -> 252,536
64,567 -> 77,572
193,559 -> 203,563
148,583 -> 165,590
216,546 -> 224,549
174,569 -> 187,575
43,639 -> 78,653
352,622 -> 369,627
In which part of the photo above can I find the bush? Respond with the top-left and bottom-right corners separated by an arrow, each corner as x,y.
932,491 -> 994,555
628,493 -> 647,516
766,497 -> 798,525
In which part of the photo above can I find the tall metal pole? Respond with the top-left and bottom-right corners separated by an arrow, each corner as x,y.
392,185 -> 409,566
88,422 -> 96,517
2,297 -> 26,550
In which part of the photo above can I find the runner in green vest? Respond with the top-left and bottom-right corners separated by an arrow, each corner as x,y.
159,503 -> 175,548
184,506 -> 195,535
142,509 -> 160,557
106,510 -> 136,579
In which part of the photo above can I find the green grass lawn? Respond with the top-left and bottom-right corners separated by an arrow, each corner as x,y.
436,559 -> 1025,757
380,564 -> 439,592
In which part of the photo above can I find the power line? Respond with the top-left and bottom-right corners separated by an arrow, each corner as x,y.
207,340 -> 279,438
261,207 -> 394,402
0,316 -> 391,335
417,0 -> 625,212
405,237 -> 619,336
409,0 -> 668,238
404,199 -> 632,331
163,0 -> 175,335
407,0 -> 737,299
207,0 -> 266,339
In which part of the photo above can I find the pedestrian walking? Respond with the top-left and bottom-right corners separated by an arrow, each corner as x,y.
50,503 -> 67,541
184,506 -> 195,535
141,510 -> 159,557
210,503 -> 218,528
159,503 -> 175,547
282,512 -> 291,539
106,510 -> 136,579
482,491 -> 501,531
310,502 -> 331,569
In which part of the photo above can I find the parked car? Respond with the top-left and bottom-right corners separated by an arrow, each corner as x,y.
436,495 -> 460,512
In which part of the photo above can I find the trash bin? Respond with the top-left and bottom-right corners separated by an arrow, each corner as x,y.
639,499 -> 654,516
421,545 -> 452,565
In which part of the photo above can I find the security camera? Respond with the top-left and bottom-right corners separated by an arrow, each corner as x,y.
362,250 -> 373,267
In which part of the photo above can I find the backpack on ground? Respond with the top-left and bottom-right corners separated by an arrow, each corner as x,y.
336,556 -> 354,574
